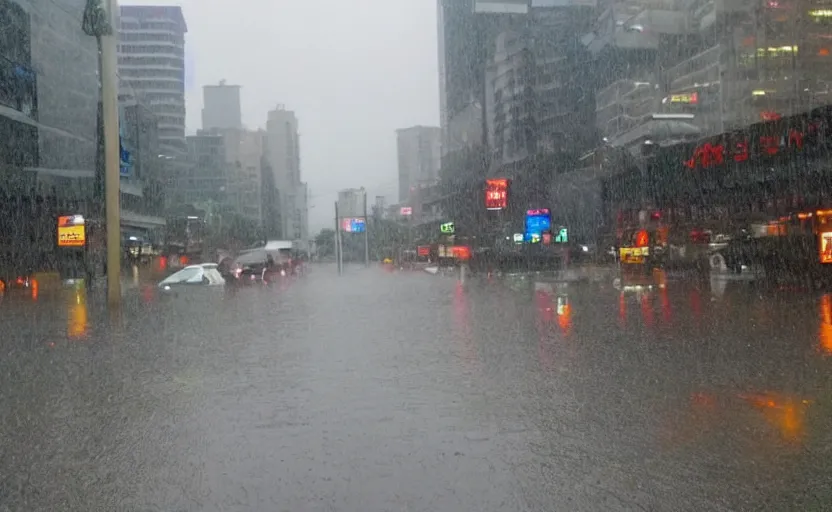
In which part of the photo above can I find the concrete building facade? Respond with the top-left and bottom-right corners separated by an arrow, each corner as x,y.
588,0 -> 832,153
118,5 -> 187,153
1,0 -> 99,187
484,7 -> 596,168
180,132 -> 227,205
265,106 -> 308,245
217,128 -> 264,222
202,80 -> 242,131
396,125 -> 441,203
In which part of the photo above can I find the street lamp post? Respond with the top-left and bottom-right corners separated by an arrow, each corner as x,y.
83,0 -> 122,305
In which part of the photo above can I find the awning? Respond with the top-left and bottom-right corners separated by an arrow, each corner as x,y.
121,209 -> 166,230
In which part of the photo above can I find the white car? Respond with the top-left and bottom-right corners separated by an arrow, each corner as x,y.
158,263 -> 225,290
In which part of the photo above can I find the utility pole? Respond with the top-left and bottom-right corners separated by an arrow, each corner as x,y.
362,188 -> 369,267
83,0 -> 121,305
334,200 -> 342,275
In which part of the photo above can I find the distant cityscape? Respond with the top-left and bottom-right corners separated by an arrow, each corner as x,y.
0,2 -> 309,263
386,0 -> 832,247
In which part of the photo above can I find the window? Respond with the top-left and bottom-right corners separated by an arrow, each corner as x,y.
0,0 -> 30,64
159,266 -> 203,285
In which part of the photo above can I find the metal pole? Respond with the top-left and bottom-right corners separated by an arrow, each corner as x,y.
102,0 -> 121,305
363,190 -> 369,267
334,201 -> 342,275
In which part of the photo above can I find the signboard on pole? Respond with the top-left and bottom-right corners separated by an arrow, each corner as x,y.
485,179 -> 509,210
525,208 -> 551,241
119,135 -> 132,177
58,215 -> 86,247
340,217 -> 366,233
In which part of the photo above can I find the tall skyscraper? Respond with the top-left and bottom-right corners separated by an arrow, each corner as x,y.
436,0 -> 500,158
265,106 -> 308,245
202,80 -> 242,131
396,126 -> 441,203
118,5 -> 188,153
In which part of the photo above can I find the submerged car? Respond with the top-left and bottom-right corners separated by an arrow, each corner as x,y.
158,263 -> 225,291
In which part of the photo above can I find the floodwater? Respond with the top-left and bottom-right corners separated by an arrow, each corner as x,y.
1,265 -> 830,511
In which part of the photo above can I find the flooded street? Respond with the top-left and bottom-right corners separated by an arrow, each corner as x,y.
1,265 -> 831,511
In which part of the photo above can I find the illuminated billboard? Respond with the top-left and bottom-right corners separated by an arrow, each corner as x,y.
821,232 -> 832,264
57,215 -> 86,247
525,208 -> 551,240
340,217 -> 366,233
440,222 -> 455,234
485,179 -> 509,210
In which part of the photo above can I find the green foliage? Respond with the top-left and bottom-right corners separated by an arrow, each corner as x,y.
315,229 -> 336,258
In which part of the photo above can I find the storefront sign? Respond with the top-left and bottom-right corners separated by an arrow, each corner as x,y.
440,222 -> 455,234
57,215 -> 86,247
525,209 -> 551,239
620,246 -> 649,264
820,232 -> 832,263
683,107 -> 832,171
485,179 -> 509,210
669,92 -> 698,104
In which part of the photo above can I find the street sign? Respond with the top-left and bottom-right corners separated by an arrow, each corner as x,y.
119,136 -> 132,177
57,215 -> 86,247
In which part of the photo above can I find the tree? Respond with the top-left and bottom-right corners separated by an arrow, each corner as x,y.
315,229 -> 336,258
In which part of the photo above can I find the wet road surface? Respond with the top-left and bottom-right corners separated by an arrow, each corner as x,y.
1,265 -> 831,511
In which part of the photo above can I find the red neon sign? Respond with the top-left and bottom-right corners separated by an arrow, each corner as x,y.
452,245 -> 471,261
485,179 -> 508,210
684,118 -> 827,171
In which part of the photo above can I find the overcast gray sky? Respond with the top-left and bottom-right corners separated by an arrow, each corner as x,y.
126,0 -> 440,232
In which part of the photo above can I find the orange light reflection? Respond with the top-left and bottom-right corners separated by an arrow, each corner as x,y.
818,294 -> 832,356
740,392 -> 810,444
67,291 -> 89,339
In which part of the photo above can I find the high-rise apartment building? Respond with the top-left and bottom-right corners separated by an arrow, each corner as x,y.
118,5 -> 187,153
396,126 -> 441,203
215,127 -> 264,222
202,80 -> 242,131
589,0 -> 832,153
437,0 -> 500,158
265,106 -> 308,245
485,7 -> 596,167
0,0 -> 100,275
1,0 -> 99,180
178,132 -> 227,205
